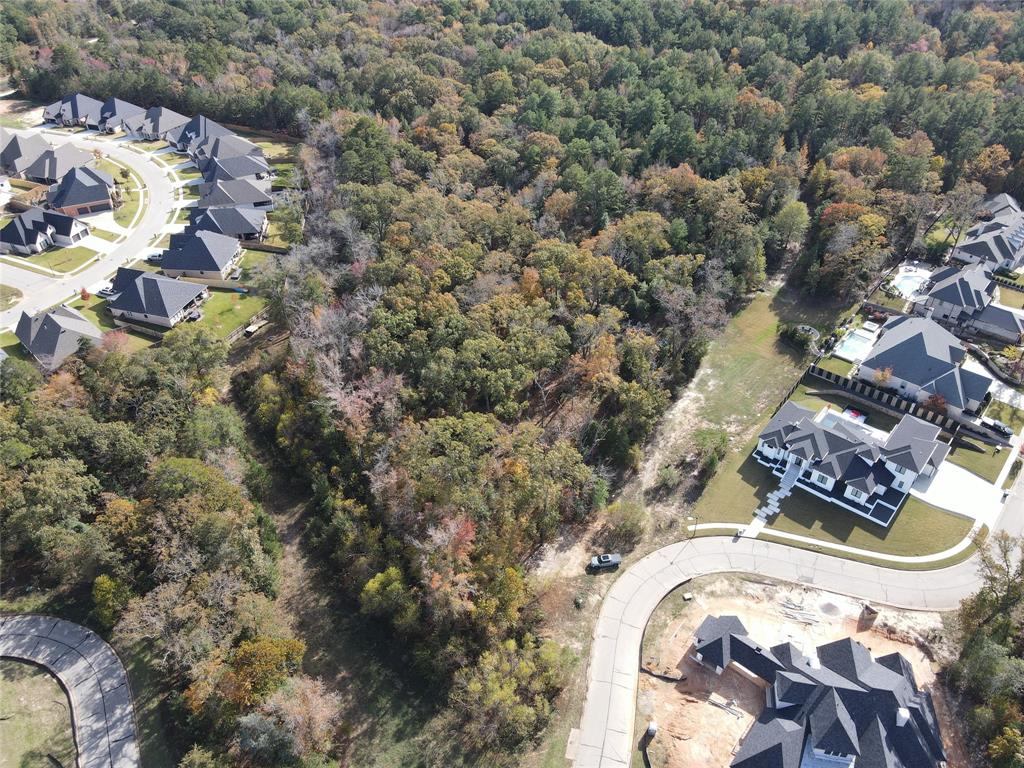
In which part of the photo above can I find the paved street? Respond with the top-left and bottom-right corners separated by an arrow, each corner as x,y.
572,482 -> 1024,768
0,613 -> 139,768
1,130 -> 180,329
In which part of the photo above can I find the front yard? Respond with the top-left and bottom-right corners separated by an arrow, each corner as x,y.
114,186 -> 145,228
694,443 -> 974,561
691,376 -> 974,562
947,438 -> 1013,484
195,289 -> 267,340
17,244 -> 97,273
0,284 -> 22,309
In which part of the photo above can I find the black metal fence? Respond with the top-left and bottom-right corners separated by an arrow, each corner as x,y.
806,364 -> 959,431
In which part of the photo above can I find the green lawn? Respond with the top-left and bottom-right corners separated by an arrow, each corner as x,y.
816,355 -> 854,377
153,233 -> 172,249
947,439 -> 1012,483
94,157 -> 128,181
20,244 -> 97,273
133,139 -> 168,151
867,287 -> 908,311
127,258 -> 162,273
174,167 -> 203,182
173,208 -> 192,224
0,284 -> 23,309
695,444 -> 973,559
115,187 -> 144,228
0,659 -> 77,768
240,248 -> 275,279
1004,457 -> 1023,490
690,288 -> 843,429
195,290 -> 267,340
997,287 -> 1024,310
182,186 -> 201,200
986,400 -> 1024,432
0,330 -> 28,360
90,228 -> 121,242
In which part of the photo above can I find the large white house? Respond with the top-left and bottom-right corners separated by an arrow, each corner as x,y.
857,316 -> 992,419
754,400 -> 950,527
912,262 -> 1024,344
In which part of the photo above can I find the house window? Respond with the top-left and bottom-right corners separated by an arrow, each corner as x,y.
848,487 -> 865,501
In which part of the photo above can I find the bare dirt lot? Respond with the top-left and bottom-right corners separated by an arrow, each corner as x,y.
636,575 -> 972,768
0,94 -> 43,128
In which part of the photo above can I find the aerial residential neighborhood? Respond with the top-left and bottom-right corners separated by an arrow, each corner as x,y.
5,4 -> 1024,768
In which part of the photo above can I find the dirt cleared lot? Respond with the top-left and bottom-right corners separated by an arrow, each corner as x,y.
636,575 -> 971,768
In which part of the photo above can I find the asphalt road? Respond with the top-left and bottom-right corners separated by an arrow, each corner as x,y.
1,130 -> 178,329
0,613 -> 140,768
572,479 -> 1024,768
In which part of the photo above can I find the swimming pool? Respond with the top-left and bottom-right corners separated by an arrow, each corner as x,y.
833,327 -> 877,362
890,264 -> 932,298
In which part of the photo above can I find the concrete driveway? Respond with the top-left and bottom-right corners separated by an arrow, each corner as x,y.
910,460 -> 1003,525
1,128 -> 182,329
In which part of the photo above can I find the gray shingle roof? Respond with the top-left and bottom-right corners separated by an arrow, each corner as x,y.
23,144 -> 93,182
924,263 -> 993,310
759,401 -> 947,488
15,304 -> 103,371
108,267 -> 206,321
166,114 -> 231,150
976,303 -> 1024,335
0,129 -> 50,175
99,98 -> 145,130
204,153 -> 271,182
44,93 -> 104,125
863,317 -> 991,406
47,166 -> 114,209
1,207 -> 84,247
161,230 -> 239,272
691,617 -> 948,768
953,194 -> 1024,269
187,206 -> 266,238
123,106 -> 189,137
196,178 -> 272,208
195,134 -> 262,165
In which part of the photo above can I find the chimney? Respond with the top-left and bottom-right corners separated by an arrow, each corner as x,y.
896,707 -> 910,727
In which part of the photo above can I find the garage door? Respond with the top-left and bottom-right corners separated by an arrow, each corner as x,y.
88,203 -> 112,213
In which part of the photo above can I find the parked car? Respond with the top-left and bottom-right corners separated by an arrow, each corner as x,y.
982,417 -> 1014,437
589,553 -> 622,571
96,283 -> 115,297
146,253 -> 162,263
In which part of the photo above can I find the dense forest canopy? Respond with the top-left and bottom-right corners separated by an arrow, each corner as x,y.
5,1 -> 1024,766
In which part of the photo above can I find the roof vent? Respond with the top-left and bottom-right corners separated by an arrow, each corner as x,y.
896,707 -> 910,727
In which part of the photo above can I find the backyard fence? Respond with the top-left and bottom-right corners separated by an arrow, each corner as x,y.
806,364 -> 1009,445
245,241 -> 289,254
223,307 -> 271,345
993,274 -> 1024,294
807,363 -> 957,430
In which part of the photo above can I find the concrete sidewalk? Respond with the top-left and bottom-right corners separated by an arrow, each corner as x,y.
0,613 -> 139,767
